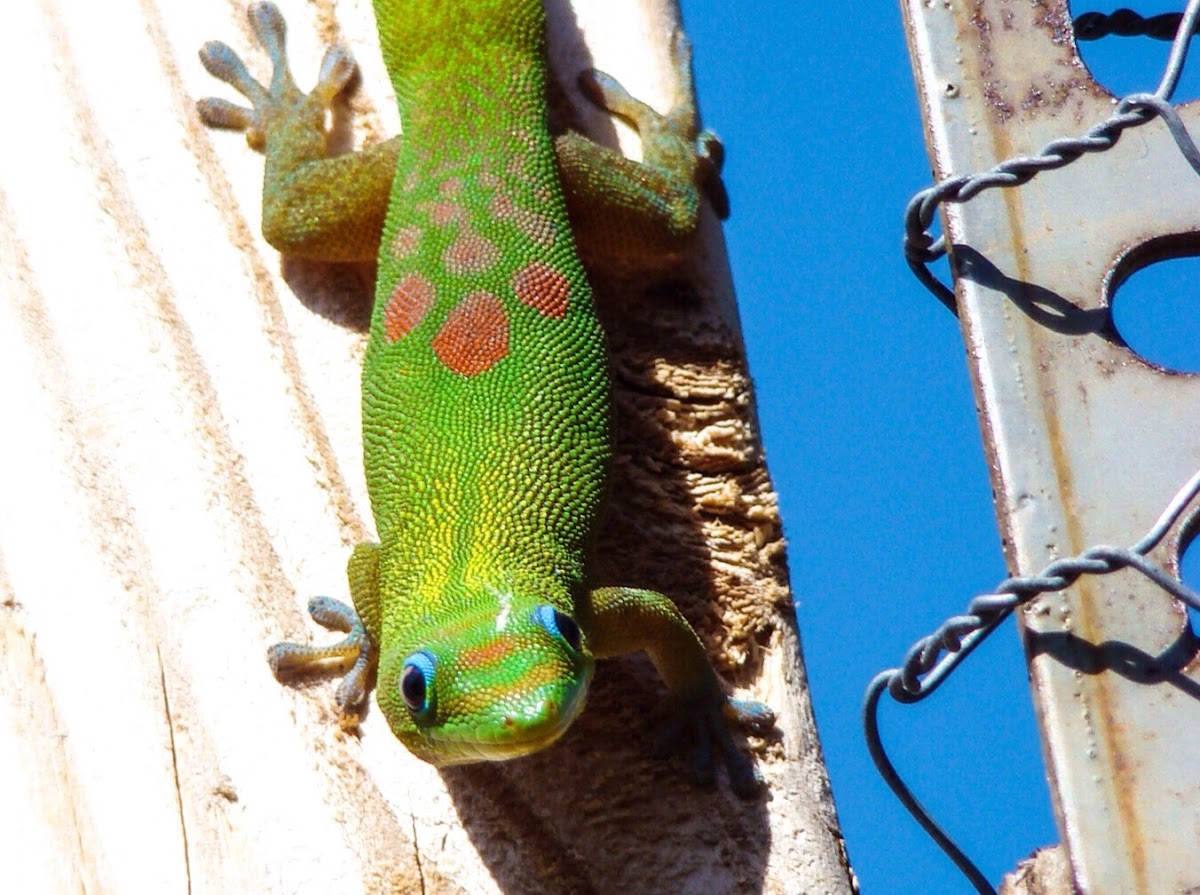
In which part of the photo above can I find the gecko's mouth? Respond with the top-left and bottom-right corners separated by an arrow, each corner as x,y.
419,677 -> 590,766
469,707 -> 579,761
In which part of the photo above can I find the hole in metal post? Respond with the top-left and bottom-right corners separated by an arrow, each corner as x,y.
1071,2 -> 1200,103
1110,252 -> 1200,373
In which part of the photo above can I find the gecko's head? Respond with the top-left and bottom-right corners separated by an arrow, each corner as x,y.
377,599 -> 594,765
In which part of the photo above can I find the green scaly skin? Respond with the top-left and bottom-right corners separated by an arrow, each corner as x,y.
198,0 -> 773,796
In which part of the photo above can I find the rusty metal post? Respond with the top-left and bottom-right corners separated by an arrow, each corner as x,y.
900,2 -> 1200,893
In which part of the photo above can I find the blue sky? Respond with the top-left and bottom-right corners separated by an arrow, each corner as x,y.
679,2 -> 1200,891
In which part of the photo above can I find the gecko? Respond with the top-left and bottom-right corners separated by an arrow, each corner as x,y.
197,0 -> 773,796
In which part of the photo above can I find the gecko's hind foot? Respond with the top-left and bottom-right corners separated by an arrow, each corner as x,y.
197,2 -> 356,150
268,595 -> 375,728
651,693 -> 775,799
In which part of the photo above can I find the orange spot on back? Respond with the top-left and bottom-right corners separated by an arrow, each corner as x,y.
392,225 -> 422,259
427,201 -> 466,226
491,193 -> 556,248
513,263 -> 571,319
432,292 -> 510,376
439,177 -> 464,197
506,155 -> 528,179
384,275 -> 435,341
513,207 -> 556,248
444,232 -> 500,275
490,194 -> 515,219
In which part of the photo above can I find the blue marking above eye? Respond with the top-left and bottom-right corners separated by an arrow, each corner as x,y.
534,604 -> 582,652
400,650 -> 436,715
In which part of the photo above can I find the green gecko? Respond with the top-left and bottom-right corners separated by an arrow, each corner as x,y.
198,0 -> 773,795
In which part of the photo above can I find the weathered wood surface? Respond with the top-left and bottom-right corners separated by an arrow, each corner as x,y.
0,0 -> 852,892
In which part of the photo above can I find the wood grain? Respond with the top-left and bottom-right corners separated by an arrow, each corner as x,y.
0,0 -> 853,891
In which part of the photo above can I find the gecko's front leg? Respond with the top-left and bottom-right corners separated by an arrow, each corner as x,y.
197,1 -> 397,261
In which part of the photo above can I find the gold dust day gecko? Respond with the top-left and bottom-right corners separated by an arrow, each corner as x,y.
198,0 -> 773,795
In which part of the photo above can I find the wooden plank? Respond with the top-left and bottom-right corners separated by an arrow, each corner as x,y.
0,0 -> 851,891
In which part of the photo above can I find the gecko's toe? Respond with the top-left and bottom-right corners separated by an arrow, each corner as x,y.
650,694 -> 771,799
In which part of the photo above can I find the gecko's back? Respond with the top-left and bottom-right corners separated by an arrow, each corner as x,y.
363,0 -> 609,762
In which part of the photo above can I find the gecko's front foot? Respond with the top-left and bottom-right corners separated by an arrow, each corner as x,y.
652,691 -> 775,799
197,1 -> 355,151
268,595 -> 376,730
576,29 -> 730,219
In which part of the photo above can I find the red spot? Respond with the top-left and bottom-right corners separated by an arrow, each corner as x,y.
392,225 -> 422,259
506,155 -> 528,179
514,207 -> 556,247
428,202 -> 465,226
432,292 -> 510,375
513,263 -> 570,319
439,177 -> 464,197
444,232 -> 500,275
490,193 -> 515,219
384,275 -> 434,341
491,194 -> 556,248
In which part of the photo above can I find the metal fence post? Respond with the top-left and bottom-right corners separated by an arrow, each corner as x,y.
899,2 -> 1200,892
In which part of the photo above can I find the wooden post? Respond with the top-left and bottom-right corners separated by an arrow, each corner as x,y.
0,0 -> 853,891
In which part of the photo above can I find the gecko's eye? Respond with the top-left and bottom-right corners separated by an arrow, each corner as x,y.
400,650 -> 436,715
534,604 -> 582,652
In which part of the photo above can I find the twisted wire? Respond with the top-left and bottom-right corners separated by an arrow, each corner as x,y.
865,468 -> 1200,894
904,0 -> 1200,312
1075,8 -> 1198,41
